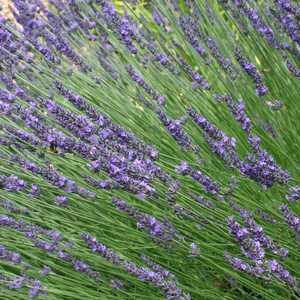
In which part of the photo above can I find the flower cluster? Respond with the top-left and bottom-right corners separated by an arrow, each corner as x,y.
11,155 -> 95,199
231,1 -> 280,48
274,0 -> 300,18
188,107 -> 240,167
227,216 -> 266,263
156,109 -> 194,151
81,233 -> 191,299
214,94 -> 252,133
100,1 -> 139,55
0,199 -> 29,215
0,0 -> 299,298
176,161 -> 221,197
0,174 -> 27,192
240,143 -> 290,188
234,48 -> 268,96
241,215 -> 288,258
112,198 -> 176,243
273,3 -> 300,46
179,15 -> 208,60
126,65 -> 166,105
189,193 -> 215,209
0,214 -> 100,280
211,96 -> 290,188
225,252 -> 296,287
177,57 -> 211,90
226,216 -> 296,286
279,205 -> 300,235
285,186 -> 300,202
12,0 -> 89,70
4,273 -> 48,299
0,244 -> 22,265
205,37 -> 237,78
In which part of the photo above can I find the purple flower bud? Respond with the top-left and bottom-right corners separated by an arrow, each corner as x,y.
279,204 -> 300,234
55,195 -> 68,206
285,186 -> 300,202
268,259 -> 278,272
40,266 -> 51,276
110,279 -> 124,290
175,161 -> 191,175
29,279 -> 43,298
8,276 -> 26,289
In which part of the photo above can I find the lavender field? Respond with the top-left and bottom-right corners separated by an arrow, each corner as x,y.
0,0 -> 300,299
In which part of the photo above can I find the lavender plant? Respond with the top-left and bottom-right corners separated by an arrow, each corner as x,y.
0,0 -> 300,299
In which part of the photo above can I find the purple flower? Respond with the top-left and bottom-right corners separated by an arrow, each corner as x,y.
179,15 -> 208,61
0,199 -> 29,215
224,252 -> 252,273
100,2 -> 139,54
0,174 -> 27,192
227,216 -> 265,263
235,47 -> 268,96
126,65 -> 166,105
81,233 -> 121,265
81,233 -> 190,299
188,107 -> 240,167
152,8 -> 165,27
285,186 -> 300,202
55,195 -> 68,206
279,204 -> 300,234
176,161 -> 221,196
156,110 -> 194,151
256,84 -> 269,96
241,148 -> 290,188
0,244 -> 22,264
29,280 -> 43,299
189,193 -> 215,208
57,250 -> 73,262
205,37 -> 237,78
268,259 -> 278,272
241,215 -> 288,259
141,255 -> 174,280
178,58 -> 211,90
110,279 -> 124,290
29,184 -> 40,198
112,198 -> 176,242
175,161 -> 191,175
40,266 -> 52,276
8,276 -> 26,289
